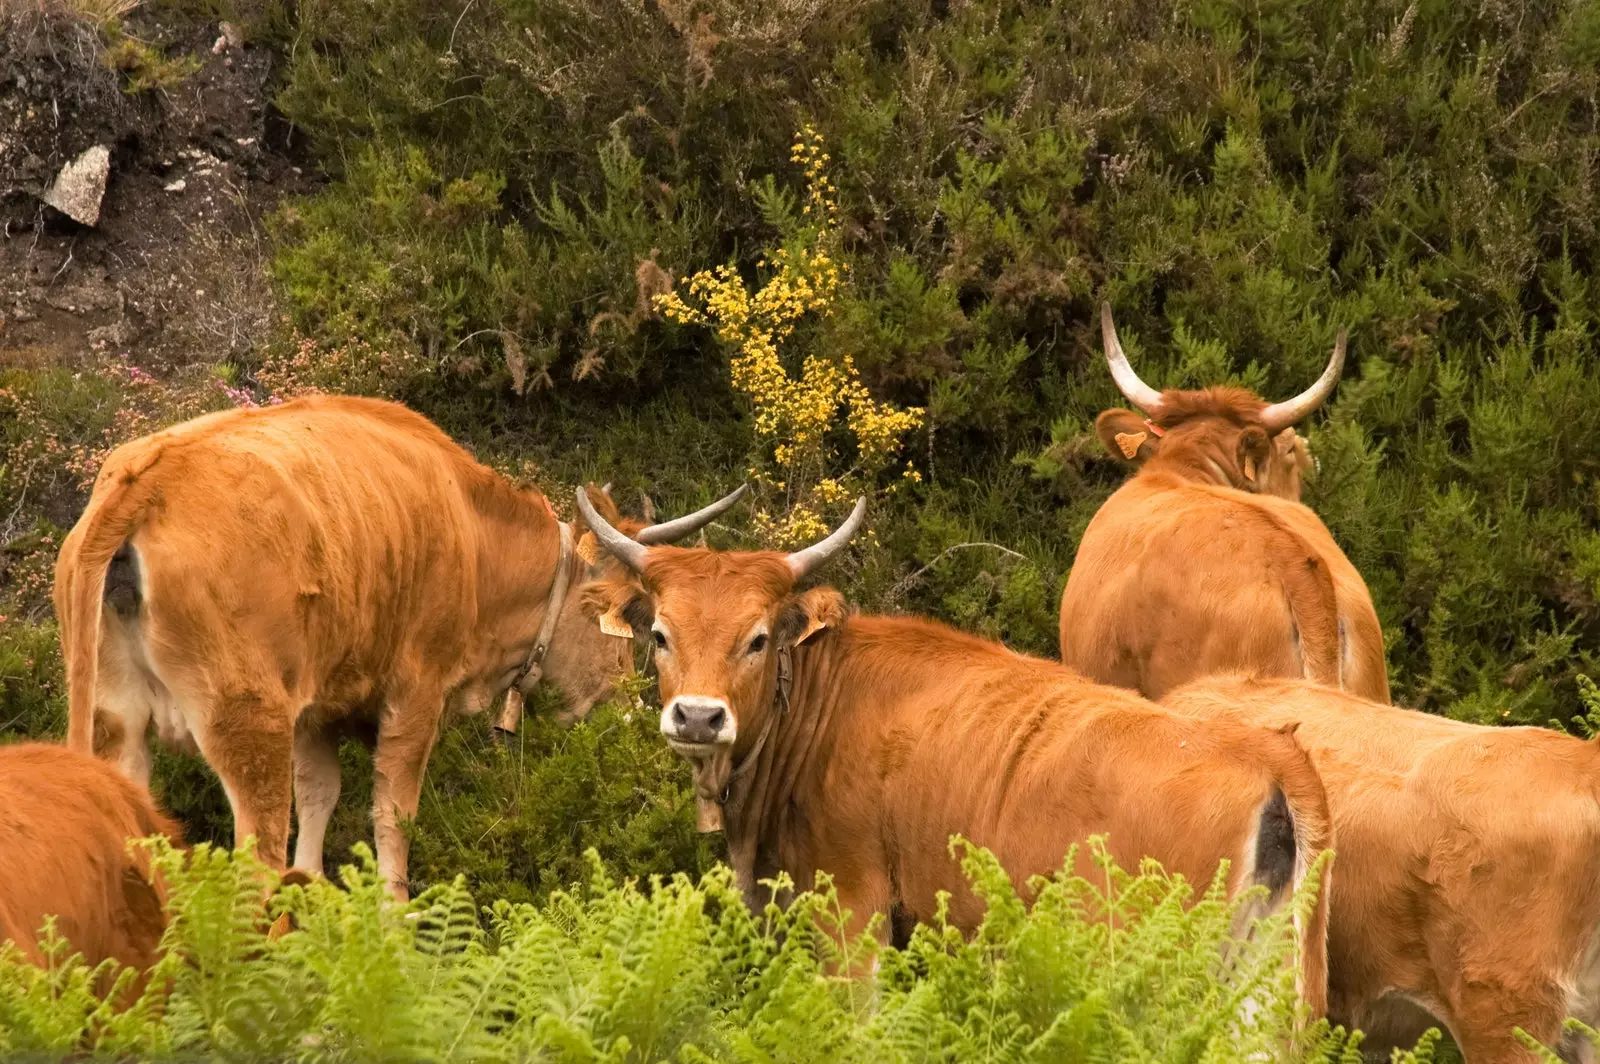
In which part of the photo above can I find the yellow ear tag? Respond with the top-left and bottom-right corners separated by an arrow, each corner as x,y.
598,607 -> 633,639
792,614 -> 830,646
1243,455 -> 1257,483
1115,431 -> 1148,460
575,532 -> 600,566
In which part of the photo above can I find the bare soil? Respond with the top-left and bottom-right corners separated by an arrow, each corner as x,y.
0,5 -> 312,375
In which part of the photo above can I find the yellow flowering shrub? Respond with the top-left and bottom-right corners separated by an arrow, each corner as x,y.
656,128 -> 924,547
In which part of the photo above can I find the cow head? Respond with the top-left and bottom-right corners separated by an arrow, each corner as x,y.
574,489 -> 865,809
1094,303 -> 1344,500
535,482 -> 751,723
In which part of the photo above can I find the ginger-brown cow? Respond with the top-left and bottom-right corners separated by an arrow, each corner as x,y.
0,743 -> 179,988
1060,304 -> 1389,703
576,491 -> 1335,1016
55,394 -> 746,899
1163,675 -> 1600,1063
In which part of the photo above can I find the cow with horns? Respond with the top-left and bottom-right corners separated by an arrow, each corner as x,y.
1059,304 -> 1388,703
574,490 -> 1335,1014
55,394 -> 746,900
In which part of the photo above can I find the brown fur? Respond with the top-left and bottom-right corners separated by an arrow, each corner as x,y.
0,743 -> 179,993
601,547 -> 1335,1016
1164,676 -> 1600,1063
54,396 -> 639,900
1062,388 -> 1388,702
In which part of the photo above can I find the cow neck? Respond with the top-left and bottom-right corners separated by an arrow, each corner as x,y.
493,521 -> 575,733
717,631 -> 845,903
1145,452 -> 1245,492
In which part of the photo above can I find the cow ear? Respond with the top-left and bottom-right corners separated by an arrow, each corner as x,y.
1096,409 -> 1159,465
1236,426 -> 1272,486
580,578 -> 654,639
775,587 -> 848,648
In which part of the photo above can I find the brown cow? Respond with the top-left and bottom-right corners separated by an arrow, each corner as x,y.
54,394 -> 746,900
1059,304 -> 1389,703
1163,675 -> 1600,1063
575,491 -> 1335,1016
0,743 -> 178,988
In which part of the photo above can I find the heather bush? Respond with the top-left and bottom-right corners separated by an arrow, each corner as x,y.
261,0 -> 1600,723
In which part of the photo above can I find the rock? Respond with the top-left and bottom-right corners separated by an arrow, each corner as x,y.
164,178 -> 187,193
41,144 -> 110,226
220,21 -> 243,48
87,321 -> 133,348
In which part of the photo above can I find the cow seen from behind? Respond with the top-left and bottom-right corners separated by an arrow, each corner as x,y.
55,395 -> 746,900
576,490 -> 1335,1016
1060,304 -> 1389,703
1164,675 -> 1600,1064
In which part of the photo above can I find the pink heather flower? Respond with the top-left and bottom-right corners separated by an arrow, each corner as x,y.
216,380 -> 259,408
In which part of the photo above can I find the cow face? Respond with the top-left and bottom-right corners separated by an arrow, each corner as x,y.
574,491 -> 864,803
1095,402 -> 1312,501
527,484 -> 754,724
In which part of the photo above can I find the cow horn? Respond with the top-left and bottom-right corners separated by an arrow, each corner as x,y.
601,482 -> 613,497
786,497 -> 868,580
1259,328 -> 1348,433
635,484 -> 749,545
1101,302 -> 1165,416
575,487 -> 649,572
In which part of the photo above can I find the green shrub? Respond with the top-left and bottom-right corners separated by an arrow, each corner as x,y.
0,835 -> 1394,1062
262,0 -> 1600,725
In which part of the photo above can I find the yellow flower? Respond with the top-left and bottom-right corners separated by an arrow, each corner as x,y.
666,127 -> 923,548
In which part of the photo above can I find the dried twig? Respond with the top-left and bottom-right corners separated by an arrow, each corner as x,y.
884,541 -> 1029,607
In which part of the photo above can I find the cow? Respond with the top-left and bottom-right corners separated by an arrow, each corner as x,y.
573,489 -> 1335,1017
53,394 -> 747,900
1059,303 -> 1389,703
1163,675 -> 1600,1063
0,743 -> 179,992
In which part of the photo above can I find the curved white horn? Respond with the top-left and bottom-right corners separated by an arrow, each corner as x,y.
1259,328 -> 1348,433
601,482 -> 613,497
1101,302 -> 1165,416
786,497 -> 867,581
635,484 -> 749,545
575,487 -> 649,572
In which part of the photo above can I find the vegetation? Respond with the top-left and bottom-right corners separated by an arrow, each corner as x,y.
0,836 -> 1377,1063
4,0 -> 1600,1053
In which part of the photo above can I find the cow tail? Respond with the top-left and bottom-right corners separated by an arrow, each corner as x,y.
1278,547 -> 1342,691
1246,722 -> 1333,1022
60,462 -> 158,754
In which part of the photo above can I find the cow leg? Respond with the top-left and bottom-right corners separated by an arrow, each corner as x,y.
291,722 -> 342,877
831,871 -> 893,981
196,690 -> 295,870
371,693 -> 442,902
1449,988 -> 1565,1064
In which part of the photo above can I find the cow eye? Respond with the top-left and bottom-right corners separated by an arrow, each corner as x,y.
747,633 -> 768,656
653,630 -> 668,651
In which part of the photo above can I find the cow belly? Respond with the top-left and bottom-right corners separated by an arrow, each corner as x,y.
1563,920 -> 1600,1063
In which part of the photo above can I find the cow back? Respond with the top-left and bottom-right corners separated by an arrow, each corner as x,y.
0,743 -> 179,974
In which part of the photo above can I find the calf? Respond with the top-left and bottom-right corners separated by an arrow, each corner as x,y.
55,394 -> 745,899
1164,675 -> 1600,1063
576,491 -> 1335,1015
0,743 -> 178,984
1060,304 -> 1389,702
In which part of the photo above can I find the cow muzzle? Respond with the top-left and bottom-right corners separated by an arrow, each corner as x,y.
661,696 -> 736,748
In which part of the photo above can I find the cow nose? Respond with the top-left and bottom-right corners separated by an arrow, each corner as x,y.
664,697 -> 732,745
